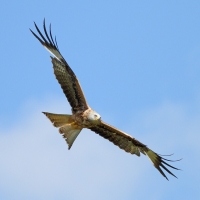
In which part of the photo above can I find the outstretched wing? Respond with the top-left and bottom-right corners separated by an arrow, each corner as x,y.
90,121 -> 180,180
30,19 -> 89,113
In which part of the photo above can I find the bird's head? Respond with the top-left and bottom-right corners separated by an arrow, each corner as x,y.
87,110 -> 101,124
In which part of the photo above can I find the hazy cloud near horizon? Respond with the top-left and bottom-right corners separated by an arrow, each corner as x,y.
0,98 -> 199,200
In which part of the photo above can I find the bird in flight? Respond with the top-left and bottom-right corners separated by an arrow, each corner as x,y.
30,19 -> 180,180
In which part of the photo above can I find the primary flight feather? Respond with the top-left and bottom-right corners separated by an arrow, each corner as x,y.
30,19 -> 181,180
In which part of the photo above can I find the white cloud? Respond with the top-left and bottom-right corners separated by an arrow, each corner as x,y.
0,98 -> 144,200
0,98 -> 200,200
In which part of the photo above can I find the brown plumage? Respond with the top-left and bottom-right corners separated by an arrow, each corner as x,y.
30,19 -> 181,180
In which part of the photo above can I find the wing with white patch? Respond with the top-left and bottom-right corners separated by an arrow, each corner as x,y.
90,121 -> 180,180
30,20 -> 89,113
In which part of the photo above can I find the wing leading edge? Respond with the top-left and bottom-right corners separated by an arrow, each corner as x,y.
30,19 -> 89,113
90,121 -> 181,180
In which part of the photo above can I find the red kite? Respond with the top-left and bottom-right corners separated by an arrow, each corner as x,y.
30,20 -> 180,180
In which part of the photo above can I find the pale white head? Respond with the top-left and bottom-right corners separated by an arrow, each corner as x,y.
87,110 -> 101,124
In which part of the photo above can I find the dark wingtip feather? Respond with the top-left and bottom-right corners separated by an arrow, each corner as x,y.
33,21 -> 49,45
162,157 -> 183,162
158,153 -> 174,156
30,20 -> 63,61
156,166 -> 169,180
29,28 -> 44,44
43,18 -> 53,46
49,23 -> 57,47
55,36 -> 59,50
159,153 -> 183,162
158,154 -> 181,180
161,159 -> 180,170
146,149 -> 181,180
160,162 -> 178,179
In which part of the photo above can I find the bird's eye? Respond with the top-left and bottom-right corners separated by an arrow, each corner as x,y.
94,114 -> 98,118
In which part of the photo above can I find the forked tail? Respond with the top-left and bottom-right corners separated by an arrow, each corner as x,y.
43,112 -> 82,149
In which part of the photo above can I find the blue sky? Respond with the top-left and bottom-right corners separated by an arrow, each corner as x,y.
0,1 -> 200,199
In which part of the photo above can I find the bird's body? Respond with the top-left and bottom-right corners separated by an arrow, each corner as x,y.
42,107 -> 101,149
30,20 -> 180,180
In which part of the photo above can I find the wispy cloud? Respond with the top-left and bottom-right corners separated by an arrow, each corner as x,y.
0,98 -> 199,199
0,98 -> 143,200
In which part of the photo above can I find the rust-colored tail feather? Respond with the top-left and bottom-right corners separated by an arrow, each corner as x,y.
43,112 -> 72,127
43,112 -> 82,149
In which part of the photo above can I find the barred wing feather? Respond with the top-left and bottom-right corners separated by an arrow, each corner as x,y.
90,121 -> 180,180
30,20 -> 89,113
